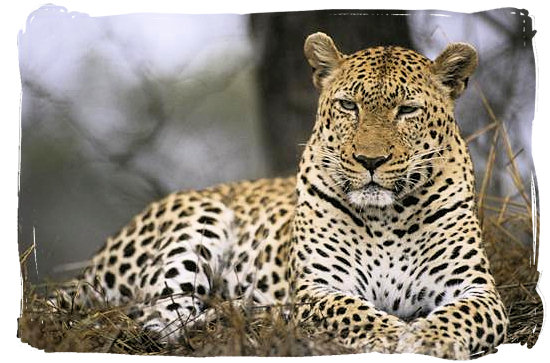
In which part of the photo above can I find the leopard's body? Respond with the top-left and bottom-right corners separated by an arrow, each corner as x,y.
55,33 -> 507,359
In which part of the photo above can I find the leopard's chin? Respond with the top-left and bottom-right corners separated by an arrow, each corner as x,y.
347,183 -> 395,209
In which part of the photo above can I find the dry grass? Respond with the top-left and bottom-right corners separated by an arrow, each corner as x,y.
17,82 -> 542,355
473,80 -> 541,349
17,272 -> 338,356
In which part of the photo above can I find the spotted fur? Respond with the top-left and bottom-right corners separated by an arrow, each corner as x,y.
54,33 -> 507,359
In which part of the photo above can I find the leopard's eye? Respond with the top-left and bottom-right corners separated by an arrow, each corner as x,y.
398,105 -> 419,114
397,105 -> 419,116
339,99 -> 358,111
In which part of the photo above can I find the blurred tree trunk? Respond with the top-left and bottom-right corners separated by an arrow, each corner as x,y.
249,10 -> 412,176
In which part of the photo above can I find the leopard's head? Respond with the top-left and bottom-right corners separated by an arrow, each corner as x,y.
304,32 -> 477,208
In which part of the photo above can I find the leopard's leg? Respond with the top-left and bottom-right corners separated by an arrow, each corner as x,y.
128,197 -> 235,342
394,238 -> 508,360
396,287 -> 507,360
293,281 -> 407,354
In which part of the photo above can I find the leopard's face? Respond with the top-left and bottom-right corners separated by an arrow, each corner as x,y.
304,35 -> 477,209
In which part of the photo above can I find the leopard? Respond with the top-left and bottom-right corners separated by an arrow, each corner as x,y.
51,32 -> 507,360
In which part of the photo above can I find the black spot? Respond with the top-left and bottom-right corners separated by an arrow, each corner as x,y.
171,202 -> 183,211
198,228 -> 220,239
168,246 -> 187,257
104,272 -> 115,289
149,269 -> 162,285
335,255 -> 352,267
336,307 -> 347,315
407,224 -> 419,234
137,252 -> 148,267
473,312 -> 483,323
316,248 -> 329,258
445,278 -> 464,287
195,245 -> 212,260
155,207 -> 166,218
435,292 -> 445,305
476,327 -> 485,338
159,221 -> 172,233
485,312 -> 493,327
183,260 -> 199,273
179,233 -> 191,241
392,298 -> 401,311
123,241 -> 136,257
339,327 -> 350,339
274,289 -> 286,300
167,302 -> 181,311
429,263 -> 448,275
450,246 -> 462,259
421,194 -> 440,208
141,236 -> 154,246
180,282 -> 194,294
109,240 -> 122,251
173,223 -> 187,232
313,278 -> 328,285
257,276 -> 269,292
429,247 -> 446,262
179,209 -> 192,218
437,184 -> 449,193
165,267 -> 179,278
401,196 -> 419,206
452,265 -> 469,275
161,286 -> 174,297
392,229 -> 406,238
119,263 -> 131,275
108,256 -> 117,265
119,284 -> 132,297
140,275 -> 148,288
472,277 -> 487,284
410,173 -> 421,183
312,263 -> 330,272
198,216 -> 217,225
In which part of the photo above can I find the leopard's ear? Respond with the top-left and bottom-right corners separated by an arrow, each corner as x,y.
431,43 -> 478,99
304,32 -> 343,90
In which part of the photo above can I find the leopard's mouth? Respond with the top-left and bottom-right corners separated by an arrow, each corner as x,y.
346,181 -> 396,208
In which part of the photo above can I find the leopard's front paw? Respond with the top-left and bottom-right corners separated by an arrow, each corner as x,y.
364,334 -> 402,354
361,322 -> 409,354
396,321 -> 469,360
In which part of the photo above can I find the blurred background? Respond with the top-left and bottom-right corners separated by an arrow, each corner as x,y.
18,6 -> 536,283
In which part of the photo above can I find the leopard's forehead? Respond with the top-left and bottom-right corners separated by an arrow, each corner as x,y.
332,46 -> 433,99
344,46 -> 432,73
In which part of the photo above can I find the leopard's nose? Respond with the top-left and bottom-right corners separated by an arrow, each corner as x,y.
353,153 -> 392,173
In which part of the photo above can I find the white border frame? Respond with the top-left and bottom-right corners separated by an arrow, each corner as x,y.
2,1 -> 547,363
